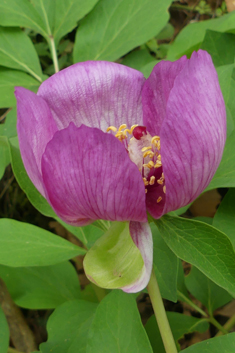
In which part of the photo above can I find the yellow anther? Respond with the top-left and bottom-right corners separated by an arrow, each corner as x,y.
118,124 -> 127,131
107,126 -> 117,132
151,136 -> 160,144
156,141 -> 161,150
143,151 -> 154,158
145,189 -> 148,194
143,161 -> 154,169
143,177 -> 149,186
149,176 -> 155,185
162,172 -> 164,178
157,154 -> 161,161
141,146 -> 152,152
157,196 -> 162,203
130,124 -> 138,132
157,179 -> 163,185
154,161 -> 162,168
163,185 -> 166,194
123,128 -> 132,135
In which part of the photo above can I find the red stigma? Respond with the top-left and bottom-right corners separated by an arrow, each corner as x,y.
132,126 -> 147,140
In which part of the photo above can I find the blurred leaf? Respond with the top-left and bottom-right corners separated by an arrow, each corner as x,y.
122,49 -> 154,71
0,262 -> 82,309
145,312 -> 209,353
0,136 -> 10,180
40,300 -> 98,353
140,60 -> 159,78
9,137 -> 56,217
0,68 -> 40,108
0,306 -> 9,353
87,290 -> 153,353
0,218 -> 86,267
0,108 -> 17,139
167,11 -> 235,61
156,23 -> 174,41
177,259 -> 189,299
155,215 -> 235,298
201,30 -> 235,67
74,0 -> 172,62
151,222 -> 178,302
0,27 -> 42,81
217,64 -> 235,136
213,188 -> 235,249
207,130 -> 235,190
84,222 -> 144,289
180,333 -> 235,352
185,266 -> 232,314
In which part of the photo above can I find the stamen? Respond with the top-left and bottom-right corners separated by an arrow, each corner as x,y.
157,154 -> 161,161
157,196 -> 162,203
145,189 -> 148,194
156,141 -> 161,150
163,185 -> 166,194
143,177 -> 149,186
107,126 -> 117,132
149,176 -> 155,185
123,128 -> 132,135
143,161 -> 154,169
141,146 -> 152,152
151,136 -> 160,144
154,161 -> 162,168
143,151 -> 154,158
130,124 -> 138,132
157,179 -> 163,185
118,124 -> 127,131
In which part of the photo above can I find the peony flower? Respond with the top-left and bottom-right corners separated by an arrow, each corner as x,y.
15,50 -> 226,292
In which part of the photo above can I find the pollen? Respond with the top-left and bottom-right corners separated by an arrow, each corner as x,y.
163,185 -> 166,194
149,176 -> 155,185
141,146 -> 152,152
118,124 -> 127,131
157,196 -> 162,203
154,161 -> 162,168
143,177 -> 149,186
143,151 -> 154,158
143,161 -> 154,169
106,126 -> 117,132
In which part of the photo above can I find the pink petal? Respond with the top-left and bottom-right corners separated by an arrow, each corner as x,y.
161,50 -> 226,215
142,55 -> 187,136
122,221 -> 153,293
41,123 -> 147,226
37,61 -> 145,131
15,87 -> 58,196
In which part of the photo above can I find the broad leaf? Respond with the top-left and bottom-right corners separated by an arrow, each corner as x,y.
185,266 -> 232,314
0,218 -> 85,267
0,306 -> 9,353
180,333 -> 235,352
151,222 -> 178,302
0,137 -> 10,180
167,11 -> 235,60
74,0 -> 172,62
155,215 -> 235,298
0,27 -> 42,81
87,290 -> 153,353
213,188 -> 235,248
40,300 -> 98,353
145,312 -> 209,353
0,262 -> 82,309
0,108 -> 17,139
122,49 -> 154,71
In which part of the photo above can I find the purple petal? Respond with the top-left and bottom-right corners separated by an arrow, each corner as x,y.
142,55 -> 187,136
15,87 -> 58,196
122,222 -> 153,293
37,61 -> 145,131
161,50 -> 226,215
41,123 -> 147,226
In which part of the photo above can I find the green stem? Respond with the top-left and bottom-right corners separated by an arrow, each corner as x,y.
177,290 -> 207,317
208,316 -> 228,335
216,313 -> 235,337
147,269 -> 178,353
49,36 -> 59,73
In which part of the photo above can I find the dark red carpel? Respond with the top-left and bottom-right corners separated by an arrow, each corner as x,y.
132,126 -> 147,140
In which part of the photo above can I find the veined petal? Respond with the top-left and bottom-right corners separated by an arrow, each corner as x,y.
161,50 -> 226,215
122,221 -> 153,293
15,87 -> 58,196
142,55 -> 187,136
37,61 -> 145,132
41,124 -> 147,225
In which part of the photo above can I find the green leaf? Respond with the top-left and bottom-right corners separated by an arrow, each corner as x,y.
0,68 -> 40,108
207,130 -> 235,190
213,188 -> 235,249
0,218 -> 86,267
84,222 -> 144,289
87,290 -> 153,353
9,137 -> 56,218
74,0 -> 172,62
139,60 -> 159,78
0,136 -> 10,180
201,30 -> 235,67
217,64 -> 235,135
180,333 -> 235,352
40,300 -> 98,353
151,222 -> 178,302
122,49 -> 154,71
155,215 -> 235,298
0,262 -> 82,309
0,27 -> 42,82
177,259 -> 190,299
167,11 -> 235,60
145,312 -> 209,353
0,108 -> 17,139
0,306 -> 9,353
185,266 -> 232,314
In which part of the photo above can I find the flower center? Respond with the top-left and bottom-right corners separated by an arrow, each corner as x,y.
107,124 -> 166,202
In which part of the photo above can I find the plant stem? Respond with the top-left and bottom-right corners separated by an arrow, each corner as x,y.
147,269 -> 178,353
177,290 -> 207,317
208,316 -> 228,335
49,35 -> 59,73
216,313 -> 235,337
